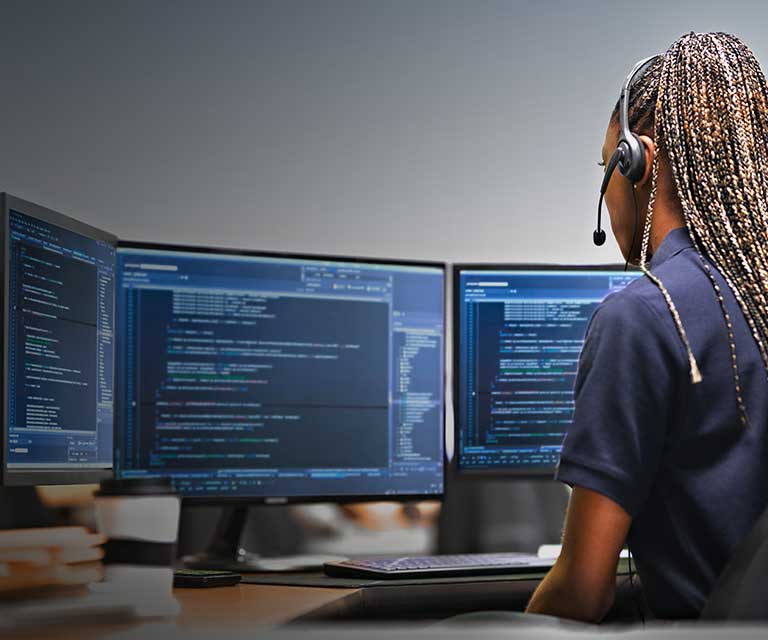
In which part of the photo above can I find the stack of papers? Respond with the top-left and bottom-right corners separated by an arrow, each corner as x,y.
0,527 -> 105,594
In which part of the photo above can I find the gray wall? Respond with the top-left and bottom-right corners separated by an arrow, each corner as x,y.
3,0 -> 767,265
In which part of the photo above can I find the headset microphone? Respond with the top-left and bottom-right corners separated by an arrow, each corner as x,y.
593,227 -> 606,246
593,148 -> 622,246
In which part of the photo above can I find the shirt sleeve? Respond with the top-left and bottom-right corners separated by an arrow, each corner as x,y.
555,291 -> 685,518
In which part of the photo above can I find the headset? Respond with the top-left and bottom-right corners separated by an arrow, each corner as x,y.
594,55 -> 663,247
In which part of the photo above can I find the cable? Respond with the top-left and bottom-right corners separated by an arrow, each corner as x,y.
627,547 -> 645,627
627,186 -> 640,271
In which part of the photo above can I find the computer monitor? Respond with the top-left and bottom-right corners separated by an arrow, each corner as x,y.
1,194 -> 117,486
115,243 -> 446,502
454,264 -> 642,476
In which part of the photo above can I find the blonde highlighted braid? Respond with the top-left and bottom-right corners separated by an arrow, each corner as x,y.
614,33 -> 768,425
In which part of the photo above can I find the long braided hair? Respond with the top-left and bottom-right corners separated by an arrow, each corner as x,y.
613,32 -> 768,425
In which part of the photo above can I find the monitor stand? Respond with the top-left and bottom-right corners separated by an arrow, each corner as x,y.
181,505 -> 346,573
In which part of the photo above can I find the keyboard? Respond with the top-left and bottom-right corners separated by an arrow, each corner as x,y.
324,553 -> 556,579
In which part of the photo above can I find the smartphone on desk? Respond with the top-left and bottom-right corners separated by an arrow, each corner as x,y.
174,569 -> 242,588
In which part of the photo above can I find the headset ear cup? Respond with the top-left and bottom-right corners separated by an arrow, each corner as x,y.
620,134 -> 646,184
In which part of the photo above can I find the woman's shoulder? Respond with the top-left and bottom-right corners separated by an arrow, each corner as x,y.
594,275 -> 667,325
589,276 -> 689,365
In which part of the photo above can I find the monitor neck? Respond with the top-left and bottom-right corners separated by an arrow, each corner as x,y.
204,505 -> 249,560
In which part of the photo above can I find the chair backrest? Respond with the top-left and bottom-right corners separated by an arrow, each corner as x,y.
701,504 -> 768,620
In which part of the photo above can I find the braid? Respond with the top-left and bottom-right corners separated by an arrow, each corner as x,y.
613,33 -> 768,426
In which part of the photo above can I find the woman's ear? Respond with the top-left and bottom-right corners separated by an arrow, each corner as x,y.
637,135 -> 656,187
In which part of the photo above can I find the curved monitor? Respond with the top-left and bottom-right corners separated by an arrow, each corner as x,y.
1,194 -> 117,486
454,264 -> 642,477
116,243 -> 445,502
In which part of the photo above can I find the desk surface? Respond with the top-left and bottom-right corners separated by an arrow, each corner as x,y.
24,583 -> 358,640
159,573 -> 544,626
16,571 -> 637,638
174,582 -> 358,627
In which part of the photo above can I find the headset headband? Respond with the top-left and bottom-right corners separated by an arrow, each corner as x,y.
619,55 -> 663,150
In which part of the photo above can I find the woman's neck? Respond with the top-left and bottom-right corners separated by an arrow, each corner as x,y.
649,168 -> 686,254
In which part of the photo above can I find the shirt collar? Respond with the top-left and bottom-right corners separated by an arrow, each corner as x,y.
649,227 -> 693,269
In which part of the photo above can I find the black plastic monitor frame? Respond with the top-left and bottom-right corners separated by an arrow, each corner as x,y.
1,193 -> 118,486
116,240 -> 448,505
452,262 -> 638,479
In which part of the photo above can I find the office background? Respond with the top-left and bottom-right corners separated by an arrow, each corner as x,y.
3,0 -> 767,266
3,0 -> 767,561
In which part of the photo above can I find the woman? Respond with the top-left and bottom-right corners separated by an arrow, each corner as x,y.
526,32 -> 768,621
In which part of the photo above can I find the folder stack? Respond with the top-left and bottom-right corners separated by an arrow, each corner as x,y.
0,527 -> 104,595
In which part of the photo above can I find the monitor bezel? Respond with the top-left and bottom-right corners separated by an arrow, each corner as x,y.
452,262 -> 639,479
1,193 -> 118,486
116,240 -> 448,505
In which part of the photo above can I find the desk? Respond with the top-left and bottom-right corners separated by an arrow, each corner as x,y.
16,571 -> 637,638
22,583 -> 356,640
239,571 -> 561,621
193,575 -> 554,622
174,583 -> 357,626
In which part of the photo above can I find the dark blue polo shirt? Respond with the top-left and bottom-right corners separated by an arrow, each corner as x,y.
556,227 -> 768,619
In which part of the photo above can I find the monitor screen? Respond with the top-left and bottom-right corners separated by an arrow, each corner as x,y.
116,245 -> 445,500
2,195 -> 116,485
455,266 -> 642,475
